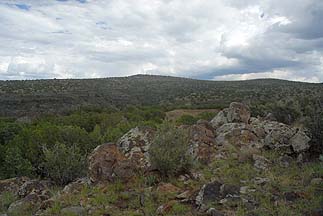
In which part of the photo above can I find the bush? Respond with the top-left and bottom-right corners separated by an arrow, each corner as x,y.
149,122 -> 193,177
42,142 -> 86,185
1,146 -> 33,179
176,115 -> 197,125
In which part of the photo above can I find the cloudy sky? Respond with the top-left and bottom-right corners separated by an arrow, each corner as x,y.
0,0 -> 322,82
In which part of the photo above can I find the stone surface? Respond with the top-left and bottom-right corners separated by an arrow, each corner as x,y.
0,177 -> 30,195
88,143 -> 135,183
117,126 -> 155,169
196,181 -> 240,210
188,121 -> 217,163
61,206 -> 86,216
62,177 -> 90,194
289,130 -> 311,153
253,154 -> 270,170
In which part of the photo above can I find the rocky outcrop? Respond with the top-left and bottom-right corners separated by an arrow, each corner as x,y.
210,102 -> 251,128
0,178 -> 52,215
116,126 -> 155,169
88,143 -> 136,184
212,103 -> 311,157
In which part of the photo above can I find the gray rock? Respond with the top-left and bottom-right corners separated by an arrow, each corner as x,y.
207,208 -> 224,216
253,154 -> 270,170
116,126 -> 155,168
61,206 -> 86,216
210,102 -> 251,129
289,130 -> 311,153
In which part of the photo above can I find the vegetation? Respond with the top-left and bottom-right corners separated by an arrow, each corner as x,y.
149,122 -> 193,177
0,106 -> 165,183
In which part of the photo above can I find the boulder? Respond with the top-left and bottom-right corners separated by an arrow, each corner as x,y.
289,130 -> 311,153
227,102 -> 251,124
215,123 -> 260,148
88,143 -> 135,184
117,126 -> 155,169
196,181 -> 240,210
210,102 -> 250,128
62,177 -> 90,194
187,121 -> 217,163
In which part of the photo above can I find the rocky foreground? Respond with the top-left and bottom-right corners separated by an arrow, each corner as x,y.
0,102 -> 322,216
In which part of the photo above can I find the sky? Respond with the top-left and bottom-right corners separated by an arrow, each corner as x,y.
0,0 -> 322,82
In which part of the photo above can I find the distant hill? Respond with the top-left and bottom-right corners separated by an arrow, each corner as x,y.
0,74 -> 322,117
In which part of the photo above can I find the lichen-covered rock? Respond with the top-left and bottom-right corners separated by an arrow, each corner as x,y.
196,181 -> 240,210
253,154 -> 270,170
188,120 -> 217,163
62,177 -> 90,194
289,130 -> 311,153
88,143 -> 135,183
0,177 -> 30,195
117,126 -> 155,169
215,123 -> 260,148
210,102 -> 250,129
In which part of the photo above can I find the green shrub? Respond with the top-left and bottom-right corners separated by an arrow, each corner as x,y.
149,122 -> 193,177
176,115 -> 196,125
1,146 -> 34,179
42,142 -> 86,185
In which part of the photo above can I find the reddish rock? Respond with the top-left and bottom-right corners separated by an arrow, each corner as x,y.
88,143 -> 135,184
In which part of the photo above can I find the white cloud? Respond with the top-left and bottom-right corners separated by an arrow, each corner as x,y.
0,0 -> 322,81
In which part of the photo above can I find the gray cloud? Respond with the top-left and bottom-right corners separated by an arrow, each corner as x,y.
0,0 -> 322,82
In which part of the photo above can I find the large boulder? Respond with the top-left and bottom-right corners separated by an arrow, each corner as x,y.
215,123 -> 260,148
196,181 -> 240,211
187,120 -> 217,163
88,143 -> 136,184
117,126 -> 155,169
210,102 -> 250,128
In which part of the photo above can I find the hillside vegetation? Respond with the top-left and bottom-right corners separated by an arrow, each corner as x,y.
0,75 -> 322,215
0,75 -> 322,117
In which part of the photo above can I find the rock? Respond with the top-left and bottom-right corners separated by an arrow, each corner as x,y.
215,123 -> 260,147
284,191 -> 300,202
188,122 -> 217,163
262,121 -> 296,152
240,186 -> 256,194
310,178 -> 323,185
279,155 -> 293,168
176,190 -> 192,201
289,130 -> 311,153
117,126 -> 155,169
156,200 -> 177,215
61,206 -> 86,216
227,102 -> 251,124
0,177 -> 30,195
210,102 -> 251,128
206,208 -> 224,216
157,183 -> 181,194
253,177 -> 270,185
8,192 -> 42,215
196,181 -> 240,210
88,143 -> 135,184
62,177 -> 90,194
17,179 -> 51,198
253,154 -> 270,170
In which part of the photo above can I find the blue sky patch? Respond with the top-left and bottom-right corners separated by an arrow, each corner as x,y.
15,4 -> 30,11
